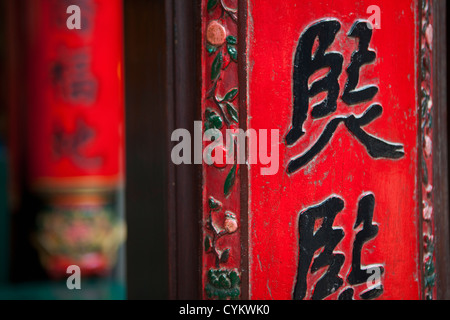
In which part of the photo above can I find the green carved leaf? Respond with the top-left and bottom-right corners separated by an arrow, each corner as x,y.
217,289 -> 228,300
222,88 -> 238,102
208,269 -> 216,282
211,52 -> 223,81
229,271 -> 240,287
205,270 -> 241,300
425,258 -> 435,275
218,272 -> 231,288
227,44 -> 238,62
208,271 -> 219,287
204,236 -> 212,252
207,44 -> 218,55
207,0 -> 218,11
425,273 -> 436,288
219,249 -> 230,264
422,157 -> 429,186
226,35 -> 237,45
204,109 -> 223,131
229,288 -> 240,299
226,103 -> 239,123
208,196 -> 222,211
224,164 -> 237,196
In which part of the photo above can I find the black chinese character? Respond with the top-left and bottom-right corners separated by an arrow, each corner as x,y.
293,196 -> 345,300
286,19 -> 404,174
51,50 -> 98,104
53,118 -> 102,168
294,193 -> 384,300
287,104 -> 404,174
342,21 -> 379,105
286,20 -> 343,146
347,193 -> 384,300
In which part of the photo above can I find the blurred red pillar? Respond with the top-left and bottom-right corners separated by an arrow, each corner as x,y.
21,0 -> 126,278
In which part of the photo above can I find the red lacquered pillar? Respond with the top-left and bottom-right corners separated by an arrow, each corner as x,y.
24,0 -> 125,278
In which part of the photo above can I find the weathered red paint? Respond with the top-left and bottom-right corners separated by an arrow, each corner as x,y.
246,0 -> 422,299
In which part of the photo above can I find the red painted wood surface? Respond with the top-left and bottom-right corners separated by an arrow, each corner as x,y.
246,0 -> 422,300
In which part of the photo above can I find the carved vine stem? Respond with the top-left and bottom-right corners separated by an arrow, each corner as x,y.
207,80 -> 232,126
220,0 -> 237,22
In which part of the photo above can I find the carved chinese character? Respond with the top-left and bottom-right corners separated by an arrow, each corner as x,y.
293,196 -> 345,300
294,193 -> 384,300
286,19 -> 404,174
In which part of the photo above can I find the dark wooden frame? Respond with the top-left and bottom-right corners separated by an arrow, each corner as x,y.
432,0 -> 450,300
124,0 -> 171,300
125,0 -> 203,300
165,0 -> 202,299
238,0 -> 249,300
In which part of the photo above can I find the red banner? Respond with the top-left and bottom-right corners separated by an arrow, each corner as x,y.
246,0 -> 422,300
25,0 -> 124,192
21,0 -> 125,278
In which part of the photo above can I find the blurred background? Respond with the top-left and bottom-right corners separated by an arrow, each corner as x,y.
0,0 -> 170,299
